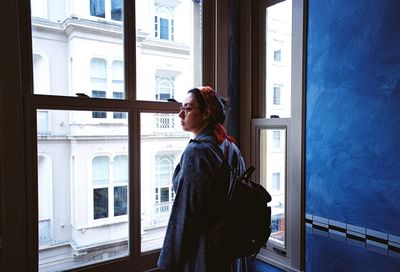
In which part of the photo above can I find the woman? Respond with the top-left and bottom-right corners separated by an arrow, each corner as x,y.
157,86 -> 247,272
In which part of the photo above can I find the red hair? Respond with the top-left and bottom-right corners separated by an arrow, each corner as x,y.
198,86 -> 237,144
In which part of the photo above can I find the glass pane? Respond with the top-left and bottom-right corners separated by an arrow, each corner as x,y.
37,109 -> 129,271
114,186 -> 128,216
136,0 -> 203,101
140,112 -> 191,252
93,156 -> 109,186
31,0 -> 124,97
265,0 -> 292,118
113,155 -> 128,184
259,128 -> 286,246
94,188 -> 109,219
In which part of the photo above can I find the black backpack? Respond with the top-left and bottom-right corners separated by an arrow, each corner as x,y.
206,141 -> 272,260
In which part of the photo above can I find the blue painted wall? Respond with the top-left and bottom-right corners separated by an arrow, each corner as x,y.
306,0 -> 400,271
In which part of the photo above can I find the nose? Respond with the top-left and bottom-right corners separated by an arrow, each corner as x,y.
178,109 -> 185,118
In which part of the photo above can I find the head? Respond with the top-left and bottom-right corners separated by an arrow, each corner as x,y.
178,86 -> 227,136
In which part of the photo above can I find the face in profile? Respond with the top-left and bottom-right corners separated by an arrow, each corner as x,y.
179,93 -> 209,136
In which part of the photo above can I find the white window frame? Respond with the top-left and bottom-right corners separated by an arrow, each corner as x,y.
248,0 -> 305,271
90,154 -> 128,225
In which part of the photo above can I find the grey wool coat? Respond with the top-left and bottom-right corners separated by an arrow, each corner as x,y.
157,130 -> 248,272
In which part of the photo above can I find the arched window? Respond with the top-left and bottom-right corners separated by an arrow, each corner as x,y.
155,76 -> 174,101
155,5 -> 174,41
155,155 -> 175,215
92,155 -> 128,220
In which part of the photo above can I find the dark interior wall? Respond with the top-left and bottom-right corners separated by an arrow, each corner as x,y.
306,0 -> 400,270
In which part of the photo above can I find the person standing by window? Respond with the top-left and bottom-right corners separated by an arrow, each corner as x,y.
158,86 -> 247,271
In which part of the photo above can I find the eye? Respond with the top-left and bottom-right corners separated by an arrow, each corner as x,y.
180,106 -> 191,112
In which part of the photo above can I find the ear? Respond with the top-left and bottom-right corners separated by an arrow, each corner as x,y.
202,108 -> 211,120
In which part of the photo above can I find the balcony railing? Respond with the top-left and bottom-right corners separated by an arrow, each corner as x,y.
155,113 -> 176,131
155,202 -> 173,215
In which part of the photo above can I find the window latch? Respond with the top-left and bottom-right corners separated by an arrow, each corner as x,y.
76,93 -> 90,98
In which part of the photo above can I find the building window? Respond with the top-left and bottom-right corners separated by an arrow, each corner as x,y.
155,76 -> 174,101
93,156 -> 110,219
273,85 -> 281,105
274,49 -> 282,62
113,155 -> 128,216
38,155 -> 52,246
272,172 -> 281,191
91,58 -> 126,119
90,0 -> 122,21
90,0 -> 105,18
91,58 -> 107,118
155,156 -> 175,215
111,0 -> 123,21
92,155 -> 128,220
155,5 -> 174,41
112,60 -> 126,119
272,130 -> 281,149
37,110 -> 49,135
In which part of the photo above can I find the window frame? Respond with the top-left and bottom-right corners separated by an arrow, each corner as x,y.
247,0 -> 306,271
90,0 -> 123,22
90,154 -> 128,223
0,0 -> 218,271
154,4 -> 175,41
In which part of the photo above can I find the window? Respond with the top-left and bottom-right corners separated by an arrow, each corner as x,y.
37,110 -> 49,135
251,0 -> 305,270
155,76 -> 174,100
1,0 -> 211,272
90,0 -> 105,18
112,155 -> 128,216
91,58 -> 107,118
112,61 -> 126,119
111,0 -> 123,21
91,59 -> 126,119
92,156 -> 110,219
92,155 -> 128,220
272,130 -> 281,149
90,0 -> 123,21
272,172 -> 281,191
274,49 -> 282,62
155,5 -> 175,41
38,155 -> 52,246
273,85 -> 281,105
155,156 -> 175,215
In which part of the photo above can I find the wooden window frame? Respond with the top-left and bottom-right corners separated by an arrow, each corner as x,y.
0,0 -> 224,271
